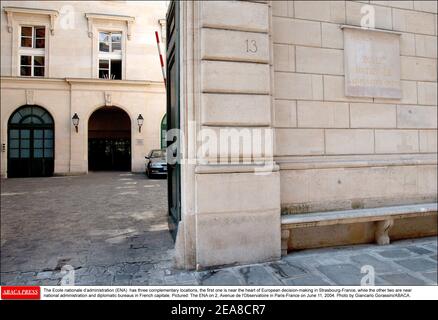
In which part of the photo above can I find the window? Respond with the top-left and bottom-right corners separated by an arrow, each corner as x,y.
20,55 -> 45,77
21,26 -> 45,49
19,26 -> 46,77
98,31 -> 122,80
99,32 -> 121,53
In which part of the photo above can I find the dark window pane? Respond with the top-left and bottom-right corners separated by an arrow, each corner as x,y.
32,116 -> 43,124
34,130 -> 43,138
9,149 -> 19,158
21,37 -> 32,47
9,130 -> 19,138
21,149 -> 30,158
112,41 -> 121,51
44,149 -> 53,158
44,139 -> 53,148
22,115 -> 42,124
35,27 -> 45,37
34,56 -> 45,66
20,130 -> 30,138
99,60 -> 109,69
111,60 -> 122,80
99,69 -> 109,79
9,139 -> 19,148
20,66 -> 31,76
34,67 -> 45,77
34,149 -> 43,158
35,38 -> 45,48
41,114 -> 52,124
10,113 -> 22,124
21,56 -> 31,66
44,130 -> 53,138
21,26 -> 32,37
99,42 -> 109,52
32,108 -> 45,117
21,140 -> 30,148
20,108 -> 31,117
34,139 -> 43,148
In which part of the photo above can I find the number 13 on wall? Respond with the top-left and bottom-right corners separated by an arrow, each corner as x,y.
245,39 -> 257,53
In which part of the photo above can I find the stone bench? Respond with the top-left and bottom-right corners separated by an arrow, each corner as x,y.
281,203 -> 437,256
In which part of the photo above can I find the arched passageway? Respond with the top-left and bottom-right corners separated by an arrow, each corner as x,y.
88,106 -> 131,171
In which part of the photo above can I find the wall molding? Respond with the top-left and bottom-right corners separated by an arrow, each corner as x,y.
85,13 -> 135,40
4,6 -> 58,35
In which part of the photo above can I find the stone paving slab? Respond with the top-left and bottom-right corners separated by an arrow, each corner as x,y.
421,272 -> 437,283
238,266 -> 282,286
350,254 -> 402,274
317,264 -> 363,286
376,248 -> 414,259
1,173 -> 437,286
404,246 -> 434,255
394,258 -> 437,273
282,275 -> 331,286
269,262 -> 308,279
380,273 -> 428,286
197,270 -> 243,286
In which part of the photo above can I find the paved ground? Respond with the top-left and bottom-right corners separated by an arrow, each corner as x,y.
1,172 -> 437,286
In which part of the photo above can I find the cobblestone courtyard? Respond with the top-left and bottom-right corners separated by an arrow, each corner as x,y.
1,172 -> 437,286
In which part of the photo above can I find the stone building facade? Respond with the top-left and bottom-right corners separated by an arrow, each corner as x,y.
1,1 -> 436,271
173,1 -> 437,269
1,1 -> 167,177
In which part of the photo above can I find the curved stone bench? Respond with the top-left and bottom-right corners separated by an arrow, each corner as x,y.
281,203 -> 438,256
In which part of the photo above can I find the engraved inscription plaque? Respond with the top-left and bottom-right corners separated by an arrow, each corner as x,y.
343,27 -> 401,99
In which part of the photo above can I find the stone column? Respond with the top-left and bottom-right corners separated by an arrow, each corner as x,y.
176,1 -> 281,270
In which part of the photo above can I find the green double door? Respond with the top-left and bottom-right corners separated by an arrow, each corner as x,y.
8,105 -> 54,178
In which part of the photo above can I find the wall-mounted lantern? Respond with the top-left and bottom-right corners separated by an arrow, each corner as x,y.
137,114 -> 144,133
72,113 -> 80,133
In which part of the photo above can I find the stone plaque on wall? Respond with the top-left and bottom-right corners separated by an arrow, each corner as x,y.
342,26 -> 401,99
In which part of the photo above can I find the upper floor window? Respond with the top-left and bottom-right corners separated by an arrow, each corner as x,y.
19,26 -> 46,77
98,31 -> 122,80
99,32 -> 121,53
20,55 -> 45,77
21,26 -> 45,48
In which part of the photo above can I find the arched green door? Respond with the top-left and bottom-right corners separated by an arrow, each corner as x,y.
161,114 -> 167,149
8,105 -> 54,178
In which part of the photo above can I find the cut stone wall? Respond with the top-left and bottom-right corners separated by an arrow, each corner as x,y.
177,1 -> 281,269
273,0 -> 437,213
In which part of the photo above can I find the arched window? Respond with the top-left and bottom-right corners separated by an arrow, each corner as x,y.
8,105 -> 54,177
9,105 -> 53,125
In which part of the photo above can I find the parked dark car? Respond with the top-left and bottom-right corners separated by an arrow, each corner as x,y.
145,149 -> 167,178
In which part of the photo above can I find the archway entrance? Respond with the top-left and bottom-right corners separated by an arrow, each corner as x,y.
7,105 -> 54,178
88,106 -> 131,171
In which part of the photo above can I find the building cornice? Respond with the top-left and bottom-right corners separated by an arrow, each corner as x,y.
0,76 -> 165,88
4,6 -> 59,35
0,76 -> 65,83
65,78 -> 163,86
